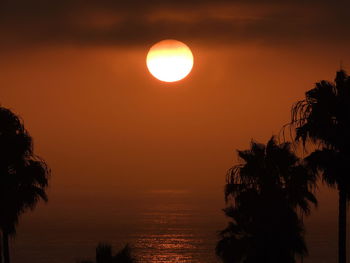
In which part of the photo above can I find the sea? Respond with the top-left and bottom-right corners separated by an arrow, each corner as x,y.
10,187 -> 343,263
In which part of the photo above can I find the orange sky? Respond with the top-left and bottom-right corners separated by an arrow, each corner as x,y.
0,43 -> 349,197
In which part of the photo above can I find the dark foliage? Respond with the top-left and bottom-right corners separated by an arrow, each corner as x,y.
290,70 -> 350,263
0,106 -> 50,263
217,137 -> 316,263
78,243 -> 136,263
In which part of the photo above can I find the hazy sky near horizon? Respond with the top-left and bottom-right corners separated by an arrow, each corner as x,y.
1,0 -> 350,197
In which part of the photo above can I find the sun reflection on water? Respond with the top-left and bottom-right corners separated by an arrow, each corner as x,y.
136,234 -> 201,262
133,201 -> 207,263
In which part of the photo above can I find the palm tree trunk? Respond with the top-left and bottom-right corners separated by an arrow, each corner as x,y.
2,231 -> 9,263
338,188 -> 347,263
0,231 -> 3,263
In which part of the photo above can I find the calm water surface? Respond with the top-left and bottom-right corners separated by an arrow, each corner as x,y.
10,187 -> 343,263
12,190 -> 224,263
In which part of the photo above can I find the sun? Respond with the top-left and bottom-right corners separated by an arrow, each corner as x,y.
146,39 -> 194,82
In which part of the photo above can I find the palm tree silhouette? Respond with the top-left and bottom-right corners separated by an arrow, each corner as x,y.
290,70 -> 350,263
97,243 -> 136,263
77,243 -> 136,263
216,137 -> 316,263
0,106 -> 50,263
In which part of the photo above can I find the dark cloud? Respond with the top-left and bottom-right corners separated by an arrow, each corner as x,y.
0,0 -> 349,49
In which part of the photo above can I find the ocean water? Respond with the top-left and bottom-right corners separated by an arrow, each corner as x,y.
10,187 -> 343,263
11,190 -> 225,263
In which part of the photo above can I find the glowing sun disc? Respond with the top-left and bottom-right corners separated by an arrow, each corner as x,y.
146,39 -> 194,82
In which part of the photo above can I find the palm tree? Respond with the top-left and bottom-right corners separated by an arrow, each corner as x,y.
77,243 -> 136,263
0,233 -> 2,263
216,137 -> 317,263
290,70 -> 350,263
96,243 -> 136,263
0,106 -> 50,263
